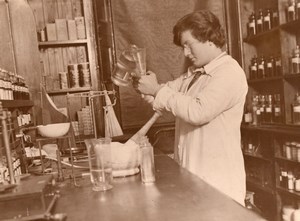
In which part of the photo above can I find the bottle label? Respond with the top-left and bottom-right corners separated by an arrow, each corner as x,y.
275,107 -> 281,113
256,109 -> 261,115
266,107 -> 272,113
297,2 -> 300,8
288,6 -> 295,12
293,106 -> 300,112
251,65 -> 257,71
276,60 -> 281,66
257,19 -> 262,24
264,16 -> 270,22
249,22 -> 255,28
267,62 -> 273,68
258,64 -> 264,70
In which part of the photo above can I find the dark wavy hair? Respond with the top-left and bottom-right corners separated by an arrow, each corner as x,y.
173,10 -> 225,48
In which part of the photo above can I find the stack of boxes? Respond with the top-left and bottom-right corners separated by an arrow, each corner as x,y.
76,105 -> 94,136
41,17 -> 86,42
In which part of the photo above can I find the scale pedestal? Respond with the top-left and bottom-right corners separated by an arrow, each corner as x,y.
0,175 -> 59,220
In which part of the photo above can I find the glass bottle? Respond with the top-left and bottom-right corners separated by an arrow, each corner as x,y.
273,94 -> 282,123
265,94 -> 273,123
248,12 -> 256,37
139,136 -> 155,184
264,9 -> 272,31
287,0 -> 296,22
297,0 -> 300,20
251,95 -> 258,125
272,9 -> 279,27
275,56 -> 282,76
259,95 -> 266,123
256,9 -> 264,33
244,104 -> 253,124
292,45 -> 300,74
292,92 -> 300,125
249,56 -> 258,79
266,56 -> 275,77
258,56 -> 266,78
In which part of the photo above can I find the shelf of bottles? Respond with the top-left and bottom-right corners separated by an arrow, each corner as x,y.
0,68 -> 30,101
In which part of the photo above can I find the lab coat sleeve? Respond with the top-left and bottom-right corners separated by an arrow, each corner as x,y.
153,65 -> 248,125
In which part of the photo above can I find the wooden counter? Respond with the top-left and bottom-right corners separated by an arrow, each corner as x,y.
55,155 -> 266,221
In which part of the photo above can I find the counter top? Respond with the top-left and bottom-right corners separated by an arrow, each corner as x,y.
55,155 -> 266,221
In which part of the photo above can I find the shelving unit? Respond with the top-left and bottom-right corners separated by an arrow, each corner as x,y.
27,0 -> 107,138
0,99 -> 35,176
238,0 -> 300,219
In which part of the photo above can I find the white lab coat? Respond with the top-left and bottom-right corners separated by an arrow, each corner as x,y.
153,52 -> 248,205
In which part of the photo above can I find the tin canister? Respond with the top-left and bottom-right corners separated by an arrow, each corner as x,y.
68,64 -> 80,88
78,63 -> 91,87
59,72 -> 69,89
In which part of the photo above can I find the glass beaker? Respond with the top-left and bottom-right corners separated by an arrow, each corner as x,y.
85,138 -> 113,191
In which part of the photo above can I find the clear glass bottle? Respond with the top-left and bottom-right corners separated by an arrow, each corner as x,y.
292,92 -> 300,125
256,9 -> 264,33
248,12 -> 256,37
244,104 -> 253,124
139,136 -> 155,184
273,94 -> 282,123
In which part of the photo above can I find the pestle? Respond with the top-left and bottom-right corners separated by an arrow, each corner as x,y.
125,112 -> 161,145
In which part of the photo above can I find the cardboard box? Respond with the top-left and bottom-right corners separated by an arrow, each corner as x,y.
67,20 -> 77,40
55,19 -> 68,41
46,23 -> 57,41
75,17 -> 86,39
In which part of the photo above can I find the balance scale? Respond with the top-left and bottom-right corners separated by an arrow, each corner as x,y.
0,175 -> 65,221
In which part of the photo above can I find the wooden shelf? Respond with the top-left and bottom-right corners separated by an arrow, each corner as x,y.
47,87 -> 92,95
241,124 -> 300,136
247,76 -> 283,84
276,186 -> 300,199
38,39 -> 88,47
284,73 -> 300,79
243,27 -> 280,43
246,180 -> 274,195
0,100 -> 34,109
275,156 -> 300,165
280,19 -> 300,30
243,152 -> 272,163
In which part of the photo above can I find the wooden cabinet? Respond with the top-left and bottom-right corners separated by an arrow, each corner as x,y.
237,0 -> 300,220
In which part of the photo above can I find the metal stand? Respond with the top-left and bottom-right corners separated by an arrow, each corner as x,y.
66,90 -> 116,139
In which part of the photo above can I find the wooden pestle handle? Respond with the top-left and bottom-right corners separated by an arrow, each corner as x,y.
128,112 -> 161,144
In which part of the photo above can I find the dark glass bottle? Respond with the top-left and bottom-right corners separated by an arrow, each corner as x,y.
275,56 -> 282,76
287,0 -> 296,22
250,56 -> 258,79
259,95 -> 266,123
256,9 -> 264,33
251,95 -> 260,126
264,9 -> 272,31
273,94 -> 282,123
265,94 -> 273,123
272,9 -> 279,27
266,56 -> 275,77
248,12 -> 256,36
258,56 -> 266,78
297,1 -> 300,20
292,45 -> 300,74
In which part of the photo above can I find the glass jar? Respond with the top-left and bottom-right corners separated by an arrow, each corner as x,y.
273,94 -> 282,123
292,93 -> 300,125
287,0 -> 296,22
256,9 -> 264,33
286,142 -> 292,160
291,141 -> 298,161
264,9 -> 272,31
247,12 -> 256,37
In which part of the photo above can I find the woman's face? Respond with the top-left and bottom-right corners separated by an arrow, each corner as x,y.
180,30 -> 211,67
